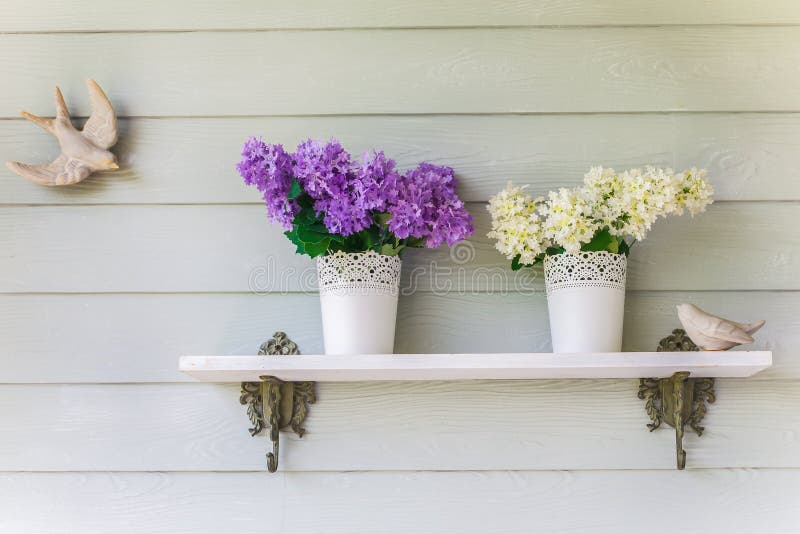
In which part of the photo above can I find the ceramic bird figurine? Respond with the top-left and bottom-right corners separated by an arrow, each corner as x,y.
6,79 -> 119,186
676,303 -> 765,351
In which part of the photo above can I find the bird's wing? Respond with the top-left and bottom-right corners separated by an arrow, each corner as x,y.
681,311 -> 753,345
708,318 -> 755,345
6,155 -> 68,186
54,86 -> 70,120
81,80 -> 118,149
6,155 -> 90,186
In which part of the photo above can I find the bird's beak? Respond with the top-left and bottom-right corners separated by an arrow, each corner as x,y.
100,158 -> 119,170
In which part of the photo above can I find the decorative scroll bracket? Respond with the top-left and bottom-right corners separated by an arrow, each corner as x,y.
239,332 -> 316,473
638,329 -> 716,470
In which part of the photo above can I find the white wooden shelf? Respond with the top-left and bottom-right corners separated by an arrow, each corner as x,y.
179,351 -> 772,382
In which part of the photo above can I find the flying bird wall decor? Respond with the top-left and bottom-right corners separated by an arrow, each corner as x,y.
5,79 -> 119,186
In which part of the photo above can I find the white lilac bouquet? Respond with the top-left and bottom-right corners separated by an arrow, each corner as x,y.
237,137 -> 474,257
487,166 -> 713,270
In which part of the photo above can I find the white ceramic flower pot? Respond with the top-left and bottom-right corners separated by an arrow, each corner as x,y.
543,251 -> 627,353
317,251 -> 402,355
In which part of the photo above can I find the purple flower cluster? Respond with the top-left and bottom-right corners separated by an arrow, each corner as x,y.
292,139 -> 401,236
236,137 -> 473,248
236,138 -> 298,230
389,163 -> 474,248
354,149 -> 400,213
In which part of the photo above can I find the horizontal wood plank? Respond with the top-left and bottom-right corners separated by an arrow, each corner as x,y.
0,291 -> 793,383
4,113 -> 800,204
3,28 -> 800,117
1,470 -> 799,534
4,1 -> 800,32
1,202 -> 797,293
1,379 -> 799,471
179,352 -> 772,381
0,472 -> 274,534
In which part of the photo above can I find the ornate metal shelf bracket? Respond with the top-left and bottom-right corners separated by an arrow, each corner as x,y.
239,332 -> 316,473
638,329 -> 716,470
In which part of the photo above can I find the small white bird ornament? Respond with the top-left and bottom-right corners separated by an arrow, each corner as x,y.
6,79 -> 119,186
676,303 -> 765,351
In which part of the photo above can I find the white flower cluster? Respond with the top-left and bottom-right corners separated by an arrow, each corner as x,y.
487,167 -> 713,264
486,183 -> 546,265
583,166 -> 713,241
540,187 -> 598,254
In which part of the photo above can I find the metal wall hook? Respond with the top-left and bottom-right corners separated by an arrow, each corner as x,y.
263,376 -> 284,473
639,370 -> 711,470
266,438 -> 280,473
239,333 -> 316,473
638,330 -> 716,470
671,371 -> 689,470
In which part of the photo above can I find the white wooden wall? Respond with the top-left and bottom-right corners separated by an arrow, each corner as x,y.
2,2 -> 799,532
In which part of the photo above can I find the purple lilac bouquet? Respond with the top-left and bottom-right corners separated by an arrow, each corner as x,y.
237,137 -> 474,257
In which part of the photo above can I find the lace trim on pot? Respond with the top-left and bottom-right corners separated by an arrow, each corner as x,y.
316,251 -> 402,296
543,251 -> 627,295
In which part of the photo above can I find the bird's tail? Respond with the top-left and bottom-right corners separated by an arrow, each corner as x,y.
20,111 -> 54,134
742,319 -> 766,335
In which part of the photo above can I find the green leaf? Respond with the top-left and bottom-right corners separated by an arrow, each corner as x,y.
374,212 -> 393,226
285,222 -> 335,257
404,237 -> 426,249
291,206 -> 314,226
581,227 -> 613,252
284,227 -> 300,246
618,239 -> 631,256
380,243 -> 404,256
295,193 -> 315,210
303,238 -> 331,258
511,254 -> 523,271
297,225 -> 329,244
357,226 -> 381,251
337,234 -> 360,254
288,179 -> 302,199
306,222 -> 327,233
606,236 -> 619,254
300,207 -> 320,223
284,227 -> 307,255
